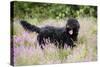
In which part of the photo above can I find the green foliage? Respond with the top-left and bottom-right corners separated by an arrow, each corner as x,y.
58,49 -> 70,61
12,1 -> 97,20
91,26 -> 97,35
78,36 -> 87,44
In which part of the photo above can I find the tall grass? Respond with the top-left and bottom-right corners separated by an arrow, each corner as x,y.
13,17 -> 97,66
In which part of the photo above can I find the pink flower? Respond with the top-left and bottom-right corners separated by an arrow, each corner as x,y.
14,36 -> 23,44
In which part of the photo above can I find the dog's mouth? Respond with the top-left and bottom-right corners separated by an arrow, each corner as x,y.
66,25 -> 73,35
69,30 -> 73,35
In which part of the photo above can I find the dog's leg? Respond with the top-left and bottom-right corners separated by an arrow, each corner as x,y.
37,35 -> 45,49
61,42 -> 64,49
59,41 -> 64,49
65,37 -> 75,49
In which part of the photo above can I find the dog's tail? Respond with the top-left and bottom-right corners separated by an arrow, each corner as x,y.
20,20 -> 40,33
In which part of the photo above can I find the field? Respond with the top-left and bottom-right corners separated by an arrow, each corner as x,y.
13,17 -> 97,66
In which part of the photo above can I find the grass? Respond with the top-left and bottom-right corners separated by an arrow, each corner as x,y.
13,17 -> 97,66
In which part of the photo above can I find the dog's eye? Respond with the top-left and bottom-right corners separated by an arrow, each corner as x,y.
66,25 -> 70,28
69,30 -> 73,35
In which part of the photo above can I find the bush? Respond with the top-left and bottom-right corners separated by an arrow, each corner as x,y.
11,1 -> 97,20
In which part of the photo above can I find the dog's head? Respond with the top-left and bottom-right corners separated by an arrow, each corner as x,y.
66,18 -> 79,29
65,18 -> 80,35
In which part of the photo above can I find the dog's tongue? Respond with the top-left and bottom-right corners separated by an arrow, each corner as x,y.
69,30 -> 73,35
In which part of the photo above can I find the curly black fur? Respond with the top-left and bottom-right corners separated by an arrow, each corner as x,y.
20,18 -> 79,49
66,18 -> 80,41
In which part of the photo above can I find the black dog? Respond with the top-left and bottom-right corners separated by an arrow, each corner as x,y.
66,18 -> 80,41
20,18 -> 79,49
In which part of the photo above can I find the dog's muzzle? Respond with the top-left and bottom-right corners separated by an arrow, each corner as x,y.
69,30 -> 73,35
